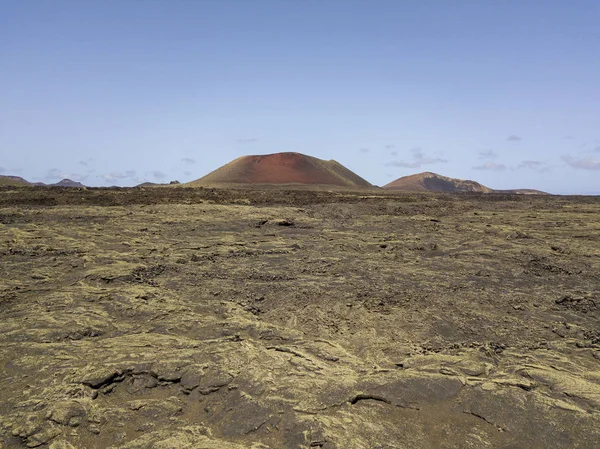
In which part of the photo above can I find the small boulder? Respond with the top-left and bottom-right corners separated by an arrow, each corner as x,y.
48,401 -> 86,427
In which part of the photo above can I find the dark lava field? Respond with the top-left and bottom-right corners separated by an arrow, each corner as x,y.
0,187 -> 599,448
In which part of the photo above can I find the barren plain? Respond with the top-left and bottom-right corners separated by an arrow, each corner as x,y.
0,187 -> 599,448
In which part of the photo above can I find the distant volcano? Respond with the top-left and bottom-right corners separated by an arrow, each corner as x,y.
384,172 -> 493,193
187,152 -> 373,188
0,175 -> 31,186
53,179 -> 86,187
0,175 -> 86,187
383,172 -> 547,194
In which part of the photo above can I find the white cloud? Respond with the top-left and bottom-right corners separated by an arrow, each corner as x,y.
562,155 -> 600,170
517,160 -> 542,169
472,162 -> 506,171
385,148 -> 447,168
516,160 -> 551,173
99,170 -> 138,183
478,150 -> 498,160
45,169 -> 88,182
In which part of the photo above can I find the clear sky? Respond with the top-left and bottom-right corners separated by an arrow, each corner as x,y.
1,0 -> 599,193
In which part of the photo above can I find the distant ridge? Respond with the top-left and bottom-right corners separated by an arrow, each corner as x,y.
494,189 -> 548,195
0,175 -> 31,186
53,178 -> 86,187
136,180 -> 181,187
383,172 -> 547,194
0,175 -> 87,187
186,152 -> 373,188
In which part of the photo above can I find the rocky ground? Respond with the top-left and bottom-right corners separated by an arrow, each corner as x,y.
0,187 -> 599,448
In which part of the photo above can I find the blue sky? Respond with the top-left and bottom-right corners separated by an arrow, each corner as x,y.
1,0 -> 599,193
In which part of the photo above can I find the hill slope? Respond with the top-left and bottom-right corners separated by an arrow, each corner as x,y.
0,175 -> 31,186
384,172 -> 548,194
187,152 -> 373,188
53,178 -> 86,187
384,172 -> 493,193
0,176 -> 88,188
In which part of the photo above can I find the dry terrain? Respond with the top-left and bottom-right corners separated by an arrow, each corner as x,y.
0,186 -> 599,448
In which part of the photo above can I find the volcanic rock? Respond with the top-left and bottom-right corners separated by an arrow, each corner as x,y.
384,172 -> 547,194
384,172 -> 492,193
187,152 -> 373,188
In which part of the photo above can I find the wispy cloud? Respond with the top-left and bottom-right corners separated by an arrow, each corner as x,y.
516,160 -> 551,173
384,144 -> 395,150
46,168 -> 62,179
184,170 -> 192,176
562,155 -> 600,170
181,157 -> 196,164
79,158 -> 93,167
99,170 -> 138,183
478,150 -> 498,160
359,148 -> 369,153
390,151 -> 398,156
517,160 -> 542,169
0,167 -> 5,174
45,168 -> 87,182
151,170 -> 167,180
473,162 -> 506,171
237,137 -> 259,144
385,161 -> 413,168
507,135 -> 522,142
594,146 -> 600,152
385,148 -> 447,169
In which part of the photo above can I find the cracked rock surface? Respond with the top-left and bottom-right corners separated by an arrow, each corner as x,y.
0,187 -> 599,448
